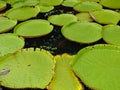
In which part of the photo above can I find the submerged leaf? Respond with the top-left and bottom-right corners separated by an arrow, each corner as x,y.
49,54 -> 82,90
73,44 -> 120,90
0,48 -> 54,89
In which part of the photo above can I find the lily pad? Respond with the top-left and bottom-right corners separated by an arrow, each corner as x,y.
72,44 -> 120,90
73,1 -> 102,12
76,13 -> 93,22
61,22 -> 102,43
49,54 -> 82,90
100,0 -> 120,9
5,6 -> 40,21
0,33 -> 24,56
14,19 -> 53,38
0,17 -> 17,33
62,0 -> 80,7
0,48 -> 54,89
102,25 -> 120,45
48,14 -> 77,26
90,9 -> 120,24
0,1 -> 6,11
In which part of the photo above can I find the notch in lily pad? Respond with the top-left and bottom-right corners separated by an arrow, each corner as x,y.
5,6 -> 40,21
102,25 -> 120,46
0,33 -> 24,56
14,19 -> 53,38
0,48 -> 54,89
72,44 -> 120,90
0,17 -> 17,33
48,54 -> 82,90
61,21 -> 102,44
48,14 -> 77,26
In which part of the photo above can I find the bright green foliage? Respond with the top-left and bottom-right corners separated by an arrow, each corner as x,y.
62,0 -> 80,7
14,19 -> 53,38
5,6 -> 40,21
61,22 -> 102,43
0,33 -> 24,56
90,9 -> 120,24
0,0 -> 6,11
100,0 -> 120,9
73,1 -> 102,12
81,0 -> 100,2
0,17 -> 17,33
103,25 -> 120,45
73,44 -> 120,90
48,14 -> 77,26
49,54 -> 82,90
0,48 -> 54,89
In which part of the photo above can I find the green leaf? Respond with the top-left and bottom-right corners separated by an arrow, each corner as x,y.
48,14 -> 77,26
0,17 -> 17,33
0,0 -> 6,11
62,0 -> 80,7
73,44 -> 120,90
49,54 -> 82,90
61,22 -> 102,44
103,25 -> 120,45
14,19 -> 53,38
0,48 -> 54,89
0,33 -> 24,56
5,6 -> 40,21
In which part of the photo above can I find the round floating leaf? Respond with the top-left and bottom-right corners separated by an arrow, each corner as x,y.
0,1 -> 6,11
48,14 -> 77,26
49,54 -> 82,90
103,25 -> 120,45
5,6 -> 40,21
73,1 -> 102,12
0,48 -> 54,89
0,33 -> 24,56
76,13 -> 93,22
73,44 -> 120,90
37,5 -> 54,13
100,0 -> 120,9
62,0 -> 80,7
81,0 -> 100,2
61,22 -> 102,43
0,17 -> 17,33
14,19 -> 53,38
39,0 -> 63,6
90,9 -> 120,24
11,0 -> 40,8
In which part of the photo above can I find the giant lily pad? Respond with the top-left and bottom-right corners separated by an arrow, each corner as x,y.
0,1 -> 6,11
5,6 -> 40,21
102,25 -> 120,45
0,17 -> 17,33
73,1 -> 102,12
49,54 -> 82,90
0,48 -> 54,89
100,0 -> 120,9
72,44 -> 120,90
61,22 -> 102,43
0,33 -> 24,56
90,9 -> 120,24
48,14 -> 77,26
14,19 -> 53,38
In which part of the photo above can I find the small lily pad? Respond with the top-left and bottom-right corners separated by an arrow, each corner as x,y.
90,9 -> 120,24
72,44 -> 120,90
73,1 -> 102,12
48,14 -> 77,26
0,33 -> 24,56
62,0 -> 80,7
5,6 -> 40,21
0,17 -> 17,33
102,25 -> 120,45
14,19 -> 53,38
49,54 -> 82,90
61,22 -> 102,43
0,1 -> 6,11
100,0 -> 120,9
0,48 -> 54,89
39,0 -> 63,6
76,13 -> 93,22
